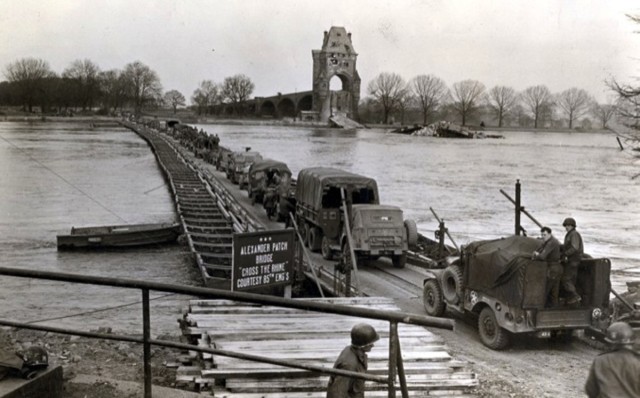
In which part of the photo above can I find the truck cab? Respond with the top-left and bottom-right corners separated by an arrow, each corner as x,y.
226,151 -> 263,186
344,204 -> 418,268
422,235 -> 611,349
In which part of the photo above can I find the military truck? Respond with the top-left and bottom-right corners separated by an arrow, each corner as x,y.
422,235 -> 612,349
247,159 -> 292,220
295,167 -> 417,268
226,151 -> 263,187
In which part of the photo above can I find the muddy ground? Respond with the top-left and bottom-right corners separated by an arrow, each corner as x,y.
0,324 -> 606,398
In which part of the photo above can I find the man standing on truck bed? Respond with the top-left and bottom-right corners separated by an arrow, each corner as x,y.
532,226 -> 563,306
561,217 -> 583,305
585,321 -> 640,398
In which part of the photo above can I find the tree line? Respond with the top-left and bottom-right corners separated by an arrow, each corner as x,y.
0,56 -> 627,130
362,72 -> 618,129
0,57 -> 255,116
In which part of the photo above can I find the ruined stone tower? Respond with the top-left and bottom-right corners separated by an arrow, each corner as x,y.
312,27 -> 361,122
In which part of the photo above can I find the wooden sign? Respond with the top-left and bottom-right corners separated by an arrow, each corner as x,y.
232,229 -> 295,291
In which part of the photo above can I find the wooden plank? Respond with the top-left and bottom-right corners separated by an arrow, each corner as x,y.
210,388 -> 477,398
201,362 -> 472,378
214,336 -> 443,350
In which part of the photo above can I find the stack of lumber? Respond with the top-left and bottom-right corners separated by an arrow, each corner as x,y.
178,297 -> 478,397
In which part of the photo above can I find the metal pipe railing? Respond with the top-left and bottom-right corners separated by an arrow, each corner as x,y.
0,266 -> 453,397
0,267 -> 453,329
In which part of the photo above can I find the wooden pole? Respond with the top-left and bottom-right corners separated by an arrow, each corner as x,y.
387,322 -> 398,398
515,180 -> 521,235
341,187 -> 360,295
500,189 -> 543,229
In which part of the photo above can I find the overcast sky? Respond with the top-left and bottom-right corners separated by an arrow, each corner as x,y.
2,0 -> 640,103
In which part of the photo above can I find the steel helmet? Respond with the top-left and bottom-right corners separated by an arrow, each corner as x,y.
562,217 -> 577,227
605,322 -> 634,345
19,347 -> 48,369
351,323 -> 380,347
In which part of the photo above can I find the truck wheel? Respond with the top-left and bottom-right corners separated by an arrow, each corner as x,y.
423,279 -> 446,317
392,253 -> 407,268
478,307 -> 510,350
441,265 -> 463,304
309,227 -> 322,252
321,236 -> 334,260
404,219 -> 418,247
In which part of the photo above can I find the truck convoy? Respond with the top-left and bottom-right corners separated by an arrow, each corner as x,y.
422,235 -> 612,349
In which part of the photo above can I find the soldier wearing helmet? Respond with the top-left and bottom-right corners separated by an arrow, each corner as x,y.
327,323 -> 380,398
561,217 -> 583,305
585,322 -> 640,397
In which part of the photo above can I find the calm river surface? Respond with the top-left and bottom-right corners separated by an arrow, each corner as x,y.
0,121 -> 638,334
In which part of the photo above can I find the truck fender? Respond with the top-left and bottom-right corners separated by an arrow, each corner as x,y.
422,269 -> 443,286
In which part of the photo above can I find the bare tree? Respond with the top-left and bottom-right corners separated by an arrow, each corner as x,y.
615,95 -> 640,130
221,74 -> 254,115
451,80 -> 485,126
591,102 -> 617,129
99,69 -> 129,113
555,88 -> 594,129
163,90 -> 186,114
608,14 -> 640,132
122,61 -> 163,116
410,74 -> 449,125
62,59 -> 101,110
191,80 -> 219,115
521,85 -> 554,128
367,72 -> 406,124
4,58 -> 53,112
396,88 -> 414,126
487,86 -> 518,127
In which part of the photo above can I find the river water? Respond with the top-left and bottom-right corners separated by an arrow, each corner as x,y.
0,121 -> 638,334
0,122 -> 198,335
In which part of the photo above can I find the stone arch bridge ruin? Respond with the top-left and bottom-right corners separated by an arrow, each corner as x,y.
252,26 -> 361,127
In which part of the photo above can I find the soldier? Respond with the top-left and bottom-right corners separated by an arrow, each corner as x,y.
532,226 -> 563,306
327,323 -> 379,398
561,217 -> 583,305
585,322 -> 640,397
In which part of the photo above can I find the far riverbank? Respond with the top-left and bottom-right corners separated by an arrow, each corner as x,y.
0,113 -> 613,135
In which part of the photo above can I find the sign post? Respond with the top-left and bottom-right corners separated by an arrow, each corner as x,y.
232,229 -> 295,294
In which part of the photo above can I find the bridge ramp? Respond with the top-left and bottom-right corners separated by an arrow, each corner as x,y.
178,297 -> 478,397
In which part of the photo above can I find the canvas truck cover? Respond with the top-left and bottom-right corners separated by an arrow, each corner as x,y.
249,159 -> 292,177
295,167 -> 379,209
464,235 -> 547,308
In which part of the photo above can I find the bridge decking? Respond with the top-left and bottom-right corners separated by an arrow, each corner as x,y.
128,123 -> 244,288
